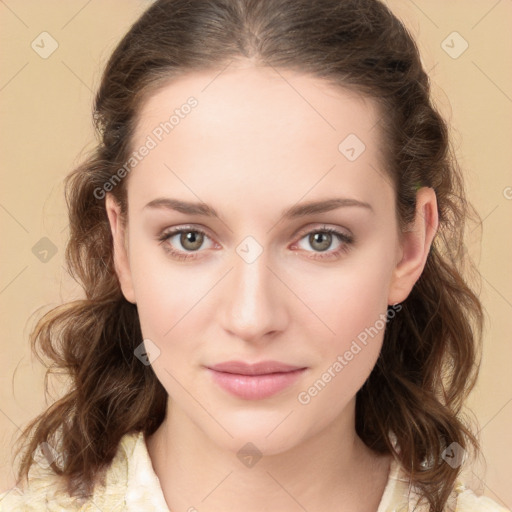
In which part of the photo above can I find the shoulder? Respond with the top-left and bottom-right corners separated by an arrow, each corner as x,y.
0,431 -> 142,511
380,458 -> 510,512
453,483 -> 510,512
0,480 -> 93,512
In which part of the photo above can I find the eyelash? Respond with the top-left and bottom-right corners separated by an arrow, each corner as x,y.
157,225 -> 354,262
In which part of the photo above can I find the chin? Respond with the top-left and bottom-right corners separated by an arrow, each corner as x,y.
199,408 -> 308,456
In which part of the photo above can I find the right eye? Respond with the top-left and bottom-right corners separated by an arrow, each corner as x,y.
158,226 -> 216,261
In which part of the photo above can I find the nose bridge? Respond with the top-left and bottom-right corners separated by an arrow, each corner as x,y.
220,236 -> 285,341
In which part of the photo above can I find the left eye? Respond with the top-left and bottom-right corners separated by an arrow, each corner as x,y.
291,226 -> 354,260
296,229 -> 348,253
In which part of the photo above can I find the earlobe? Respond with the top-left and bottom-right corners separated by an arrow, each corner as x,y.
387,187 -> 439,305
105,193 -> 136,304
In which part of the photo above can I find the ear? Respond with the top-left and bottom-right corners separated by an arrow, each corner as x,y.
387,187 -> 439,305
105,193 -> 136,304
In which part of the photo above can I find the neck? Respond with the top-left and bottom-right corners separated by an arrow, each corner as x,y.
146,398 -> 391,512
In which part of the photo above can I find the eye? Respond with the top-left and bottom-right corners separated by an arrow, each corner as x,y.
157,226 -> 216,261
157,224 -> 354,262
292,225 -> 354,260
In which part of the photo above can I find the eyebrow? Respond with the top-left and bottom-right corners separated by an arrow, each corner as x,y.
143,197 -> 374,219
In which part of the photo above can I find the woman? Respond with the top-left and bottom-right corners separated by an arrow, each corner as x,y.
0,0 -> 508,510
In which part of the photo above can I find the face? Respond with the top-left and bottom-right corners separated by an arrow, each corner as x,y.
106,65 -> 436,456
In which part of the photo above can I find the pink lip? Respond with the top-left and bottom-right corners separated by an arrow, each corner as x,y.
206,360 -> 307,400
209,360 -> 304,375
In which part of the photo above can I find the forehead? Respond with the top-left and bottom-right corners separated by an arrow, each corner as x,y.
135,65 -> 381,152
127,65 -> 392,218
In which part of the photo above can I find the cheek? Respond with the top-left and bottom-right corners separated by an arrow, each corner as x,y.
127,236 -> 210,339
295,267 -> 391,414
290,248 -> 395,407
132,266 -> 210,340
293,251 -> 395,346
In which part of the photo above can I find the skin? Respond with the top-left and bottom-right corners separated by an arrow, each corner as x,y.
106,63 -> 438,512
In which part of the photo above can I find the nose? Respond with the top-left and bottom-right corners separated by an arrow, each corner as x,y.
219,245 -> 288,344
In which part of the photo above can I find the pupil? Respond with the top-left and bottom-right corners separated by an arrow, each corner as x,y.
182,231 -> 202,250
312,232 -> 331,251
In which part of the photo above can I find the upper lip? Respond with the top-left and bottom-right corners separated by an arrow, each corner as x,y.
208,360 -> 306,375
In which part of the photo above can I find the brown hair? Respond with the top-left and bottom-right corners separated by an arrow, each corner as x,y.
13,1 -> 484,510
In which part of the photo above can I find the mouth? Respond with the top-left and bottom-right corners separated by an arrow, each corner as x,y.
205,360 -> 308,400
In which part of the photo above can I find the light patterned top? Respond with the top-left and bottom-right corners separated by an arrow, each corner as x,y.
0,431 -> 509,511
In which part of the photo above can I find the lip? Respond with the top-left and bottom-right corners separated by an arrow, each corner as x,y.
209,360 -> 305,375
206,360 -> 307,400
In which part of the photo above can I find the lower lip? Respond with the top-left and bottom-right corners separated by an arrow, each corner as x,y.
207,368 -> 306,400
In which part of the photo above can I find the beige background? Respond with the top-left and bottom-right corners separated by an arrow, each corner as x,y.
1,0 -> 511,507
